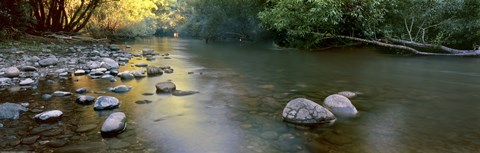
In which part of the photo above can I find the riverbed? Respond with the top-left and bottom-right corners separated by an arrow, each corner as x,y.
1,37 -> 480,153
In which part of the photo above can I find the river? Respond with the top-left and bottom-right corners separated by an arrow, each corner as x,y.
2,37 -> 480,153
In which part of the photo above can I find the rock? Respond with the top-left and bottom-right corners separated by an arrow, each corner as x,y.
146,56 -> 155,61
109,44 -> 121,51
76,95 -> 96,105
155,82 -> 176,93
47,140 -> 68,148
74,70 -> 86,75
172,90 -> 199,96
0,78 -> 12,86
19,78 -> 35,86
39,56 -> 59,66
100,58 -> 119,70
323,94 -> 358,116
142,49 -> 158,55
282,98 -> 336,125
337,91 -> 357,98
110,85 -> 132,93
0,102 -> 28,119
130,70 -> 145,78
21,135 -> 40,145
101,112 -> 127,137
52,91 -> 72,97
118,72 -> 134,80
76,124 -> 97,133
87,61 -> 101,69
134,63 -> 148,67
94,96 -> 120,110
42,94 -> 52,100
163,68 -> 174,74
125,45 -> 131,48
20,66 -> 37,71
53,142 -> 107,153
5,67 -> 20,78
34,110 -> 63,123
30,56 -> 40,62
101,74 -> 114,80
135,100 -> 152,104
76,88 -> 88,94
146,66 -> 163,76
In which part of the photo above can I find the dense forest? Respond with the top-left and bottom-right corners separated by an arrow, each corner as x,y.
1,0 -> 479,55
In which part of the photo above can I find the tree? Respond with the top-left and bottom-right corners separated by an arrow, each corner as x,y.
29,0 -> 102,33
259,0 -> 480,55
85,0 -> 159,39
179,0 -> 267,41
0,0 -> 31,38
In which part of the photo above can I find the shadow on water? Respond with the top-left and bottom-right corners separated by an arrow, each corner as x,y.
2,37 -> 480,153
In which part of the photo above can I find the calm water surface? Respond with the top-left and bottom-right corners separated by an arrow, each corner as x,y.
3,37 -> 480,153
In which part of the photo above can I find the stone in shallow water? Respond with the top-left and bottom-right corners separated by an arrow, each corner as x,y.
146,66 -> 163,76
282,98 -> 335,125
52,91 -> 72,97
155,81 -> 176,93
134,63 -> 148,67
21,135 -> 40,145
110,85 -> 132,93
337,91 -> 358,98
47,140 -> 68,148
76,124 -> 97,133
94,96 -> 120,110
101,112 -> 127,137
53,142 -> 107,153
76,88 -> 87,94
100,58 -> 119,70
39,56 -> 59,66
172,90 -> 199,96
34,110 -> 63,123
0,102 -> 28,119
323,94 -> 358,116
76,95 -> 96,105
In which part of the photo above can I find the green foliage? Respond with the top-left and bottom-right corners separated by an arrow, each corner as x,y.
85,0 -> 159,39
179,0 -> 266,41
259,0 -> 390,48
0,0 -> 31,39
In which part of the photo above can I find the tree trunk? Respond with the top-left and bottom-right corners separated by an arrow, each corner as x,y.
328,35 -> 480,56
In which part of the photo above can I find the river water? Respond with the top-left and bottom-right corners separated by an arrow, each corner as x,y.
2,37 -> 480,153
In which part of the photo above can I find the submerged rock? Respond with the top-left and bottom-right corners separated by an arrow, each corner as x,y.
172,90 -> 199,96
76,88 -> 88,94
134,63 -> 148,67
155,81 -> 176,93
282,98 -> 335,125
323,94 -> 358,116
118,72 -> 134,80
101,112 -> 127,137
337,91 -> 358,98
94,96 -> 120,110
34,110 -> 63,123
0,102 -> 28,119
130,70 -> 145,78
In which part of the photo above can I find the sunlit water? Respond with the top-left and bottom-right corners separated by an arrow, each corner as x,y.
2,37 -> 480,153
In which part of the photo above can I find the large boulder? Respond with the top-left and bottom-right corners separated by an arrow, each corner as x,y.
39,56 -> 59,66
34,110 -> 63,123
5,67 -> 20,78
0,102 -> 28,119
323,94 -> 358,116
100,112 -> 127,137
146,66 -> 163,76
282,98 -> 335,125
155,82 -> 176,93
100,58 -> 119,70
94,96 -> 120,110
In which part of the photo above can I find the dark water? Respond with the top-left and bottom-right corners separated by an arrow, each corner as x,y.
2,37 -> 480,153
